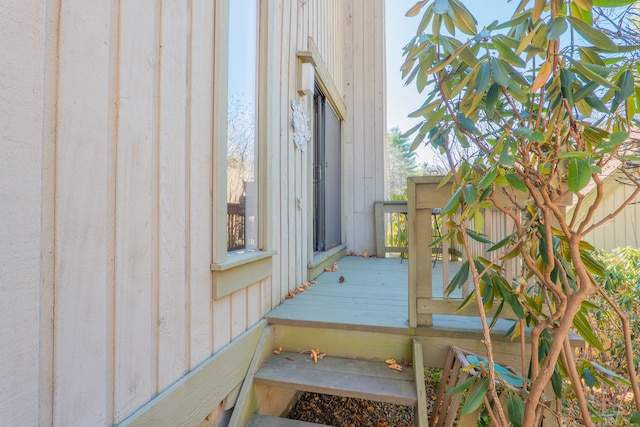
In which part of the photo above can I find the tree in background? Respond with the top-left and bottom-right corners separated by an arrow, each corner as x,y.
402,0 -> 640,425
387,126 -> 419,198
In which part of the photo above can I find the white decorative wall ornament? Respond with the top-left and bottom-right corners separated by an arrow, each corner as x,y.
291,98 -> 311,152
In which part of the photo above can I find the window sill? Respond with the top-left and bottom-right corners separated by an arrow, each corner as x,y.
211,250 -> 276,299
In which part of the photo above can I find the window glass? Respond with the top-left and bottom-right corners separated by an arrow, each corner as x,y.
227,0 -> 258,251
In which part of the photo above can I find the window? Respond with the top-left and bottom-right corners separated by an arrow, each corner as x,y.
226,0 -> 258,252
211,0 -> 274,299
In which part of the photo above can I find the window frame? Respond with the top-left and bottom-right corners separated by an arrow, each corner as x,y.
211,0 -> 274,299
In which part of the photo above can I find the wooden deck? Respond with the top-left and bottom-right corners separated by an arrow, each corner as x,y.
267,255 -> 515,336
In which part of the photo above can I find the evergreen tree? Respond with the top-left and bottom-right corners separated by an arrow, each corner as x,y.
387,126 -> 419,198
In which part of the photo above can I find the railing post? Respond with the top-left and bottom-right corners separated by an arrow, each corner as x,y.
374,202 -> 385,258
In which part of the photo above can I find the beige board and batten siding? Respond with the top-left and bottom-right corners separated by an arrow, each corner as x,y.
568,169 -> 640,250
342,0 -> 387,255
1,0 -> 386,426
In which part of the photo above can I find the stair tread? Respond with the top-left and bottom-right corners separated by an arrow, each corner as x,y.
247,414 -> 329,427
254,352 -> 417,406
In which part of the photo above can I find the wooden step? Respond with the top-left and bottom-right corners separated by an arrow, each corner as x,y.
247,414 -> 329,427
254,351 -> 417,407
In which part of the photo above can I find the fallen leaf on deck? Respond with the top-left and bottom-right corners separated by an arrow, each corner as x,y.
317,352 -> 326,360
339,276 -> 345,283
388,363 -> 403,372
310,279 -> 318,284
285,357 -> 295,361
346,250 -> 358,256
385,358 -> 396,365
362,251 -> 369,258
402,359 -> 412,367
323,261 -> 340,272
310,348 -> 322,363
297,286 -> 306,292
285,290 -> 296,299
273,346 -> 282,355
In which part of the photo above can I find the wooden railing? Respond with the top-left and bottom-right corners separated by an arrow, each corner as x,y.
407,176 -> 572,327
407,177 -> 521,327
374,201 -> 408,258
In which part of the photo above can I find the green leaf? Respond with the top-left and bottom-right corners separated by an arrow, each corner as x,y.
567,158 -> 591,193
590,361 -> 632,386
492,36 -> 526,68
446,373 -> 479,395
548,17 -> 568,40
442,186 -> 462,216
505,172 -> 527,192
466,229 -> 492,244
491,58 -> 511,87
487,234 -> 513,252
450,0 -> 477,35
557,151 -> 589,159
573,308 -> 604,351
400,121 -> 423,139
457,113 -> 478,133
408,99 -> 441,118
478,166 -> 498,190
630,411 -> 640,425
474,60 -> 492,92
460,377 -> 489,415
507,393 -> 525,427
446,260 -> 470,294
513,127 -> 545,142
593,0 -> 637,6
567,16 -> 617,52
582,367 -> 596,388
463,184 -> 477,203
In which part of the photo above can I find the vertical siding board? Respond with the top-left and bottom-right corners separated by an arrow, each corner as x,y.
362,1 -> 376,252
342,0 -> 355,250
115,0 -> 159,419
188,0 -> 215,368
212,297 -> 231,352
279,0 -> 292,297
374,0 -> 386,226
352,0 -> 366,253
230,290 -> 248,339
158,0 -> 188,392
53,2 -> 112,424
294,1 -> 303,287
270,0 -> 284,307
246,282 -> 262,326
0,2 -> 46,425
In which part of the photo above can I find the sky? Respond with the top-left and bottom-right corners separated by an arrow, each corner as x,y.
385,0 -> 514,164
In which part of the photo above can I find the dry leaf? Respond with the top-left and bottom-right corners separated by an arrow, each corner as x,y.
339,276 -> 345,283
323,261 -> 339,272
402,359 -> 413,367
317,352 -> 326,360
285,290 -> 296,299
310,279 -> 317,284
273,346 -> 282,355
362,250 -> 369,258
388,363 -> 403,372
297,286 -> 306,292
285,357 -> 295,361
310,348 -> 321,363
346,250 -> 358,256
385,358 -> 396,365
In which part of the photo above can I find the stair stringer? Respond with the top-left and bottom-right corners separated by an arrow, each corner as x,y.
227,325 -> 275,427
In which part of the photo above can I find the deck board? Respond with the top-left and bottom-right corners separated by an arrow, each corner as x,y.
255,351 -> 417,406
267,256 -> 519,335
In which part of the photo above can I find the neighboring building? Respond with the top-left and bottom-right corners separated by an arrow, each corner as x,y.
0,1 -> 386,425
567,163 -> 640,250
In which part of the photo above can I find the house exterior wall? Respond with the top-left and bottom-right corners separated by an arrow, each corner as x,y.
0,0 -> 385,425
568,171 -> 640,251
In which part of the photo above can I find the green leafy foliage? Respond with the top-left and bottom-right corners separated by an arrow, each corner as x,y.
402,0 -> 640,424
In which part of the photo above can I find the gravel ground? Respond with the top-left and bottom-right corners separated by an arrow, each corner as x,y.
286,370 -> 439,427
